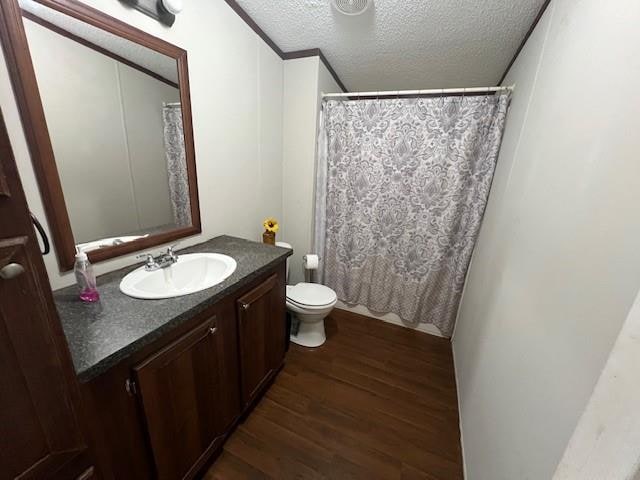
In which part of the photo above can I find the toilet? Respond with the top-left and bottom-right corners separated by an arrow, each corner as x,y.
276,242 -> 337,347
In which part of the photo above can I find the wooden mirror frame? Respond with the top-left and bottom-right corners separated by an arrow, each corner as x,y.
0,0 -> 201,271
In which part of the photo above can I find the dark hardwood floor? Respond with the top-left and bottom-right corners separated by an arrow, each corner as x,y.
205,309 -> 463,480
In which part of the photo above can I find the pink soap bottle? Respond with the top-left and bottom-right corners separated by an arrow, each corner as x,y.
74,249 -> 100,302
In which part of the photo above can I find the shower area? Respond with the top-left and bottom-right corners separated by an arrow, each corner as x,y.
313,87 -> 512,337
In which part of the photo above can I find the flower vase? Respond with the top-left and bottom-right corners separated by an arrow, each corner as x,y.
263,231 -> 275,245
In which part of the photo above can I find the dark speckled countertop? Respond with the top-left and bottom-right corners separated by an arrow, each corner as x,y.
54,235 -> 292,383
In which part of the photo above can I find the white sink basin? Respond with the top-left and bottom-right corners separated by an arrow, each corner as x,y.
119,253 -> 237,300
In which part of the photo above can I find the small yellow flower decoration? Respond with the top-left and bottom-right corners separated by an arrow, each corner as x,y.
263,217 -> 279,233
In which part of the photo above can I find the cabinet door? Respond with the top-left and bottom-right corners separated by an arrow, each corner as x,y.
134,316 -> 225,480
237,273 -> 286,407
0,111 -> 92,477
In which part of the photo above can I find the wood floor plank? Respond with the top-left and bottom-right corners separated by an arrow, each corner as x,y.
224,428 -> 328,480
278,368 -> 458,439
240,413 -> 334,472
257,397 -> 404,479
328,327 -> 456,379
206,310 -> 463,479
204,452 -> 268,480
331,310 -> 452,355
307,336 -> 459,405
400,462 -> 444,480
287,347 -> 458,416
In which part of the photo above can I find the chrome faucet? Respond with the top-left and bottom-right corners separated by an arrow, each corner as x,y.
137,246 -> 179,271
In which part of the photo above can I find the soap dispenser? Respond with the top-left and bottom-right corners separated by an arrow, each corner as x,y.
74,249 -> 99,302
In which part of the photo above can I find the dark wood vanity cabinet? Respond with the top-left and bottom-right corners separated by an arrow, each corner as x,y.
134,316 -> 227,480
237,273 -> 286,407
82,264 -> 287,480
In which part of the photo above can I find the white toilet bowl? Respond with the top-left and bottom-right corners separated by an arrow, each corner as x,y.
275,241 -> 337,348
286,283 -> 337,347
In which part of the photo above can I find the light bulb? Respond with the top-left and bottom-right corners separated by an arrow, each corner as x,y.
162,0 -> 183,15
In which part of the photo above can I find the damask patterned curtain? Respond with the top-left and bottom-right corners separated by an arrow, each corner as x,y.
162,104 -> 192,227
314,94 -> 510,337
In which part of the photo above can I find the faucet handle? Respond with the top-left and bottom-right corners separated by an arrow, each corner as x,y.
166,244 -> 179,261
136,252 -> 160,271
136,253 -> 156,266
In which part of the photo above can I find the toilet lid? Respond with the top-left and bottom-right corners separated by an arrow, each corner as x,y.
287,283 -> 337,307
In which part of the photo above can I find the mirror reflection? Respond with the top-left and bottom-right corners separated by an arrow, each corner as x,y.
20,0 -> 192,253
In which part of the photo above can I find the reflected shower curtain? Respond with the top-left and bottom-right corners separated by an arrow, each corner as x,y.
314,94 -> 511,336
162,104 -> 192,227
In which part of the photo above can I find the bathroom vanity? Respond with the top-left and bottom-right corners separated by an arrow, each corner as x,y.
0,1 -> 292,477
54,236 -> 292,479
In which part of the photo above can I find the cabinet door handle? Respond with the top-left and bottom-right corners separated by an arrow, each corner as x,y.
125,378 -> 137,396
31,212 -> 50,255
0,263 -> 25,280
209,327 -> 217,335
240,302 -> 249,311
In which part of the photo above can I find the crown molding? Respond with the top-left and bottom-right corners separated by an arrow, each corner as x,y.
222,0 -> 347,92
498,0 -> 552,84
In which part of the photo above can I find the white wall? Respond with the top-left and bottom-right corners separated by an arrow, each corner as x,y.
316,56 -> 343,115
554,286 -> 640,480
282,56 -> 319,284
0,0 -> 284,289
453,0 -> 640,478
281,56 -> 342,284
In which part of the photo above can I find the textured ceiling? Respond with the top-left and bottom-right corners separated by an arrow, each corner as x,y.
234,0 -> 546,91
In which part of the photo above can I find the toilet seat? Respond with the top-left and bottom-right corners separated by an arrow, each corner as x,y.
286,283 -> 337,308
286,283 -> 336,348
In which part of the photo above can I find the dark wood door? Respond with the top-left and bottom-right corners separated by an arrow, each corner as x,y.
0,111 -> 92,478
134,315 -> 228,480
236,273 -> 286,407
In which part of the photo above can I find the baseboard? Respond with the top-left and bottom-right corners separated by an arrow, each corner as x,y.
334,302 -> 444,338
452,341 -> 468,479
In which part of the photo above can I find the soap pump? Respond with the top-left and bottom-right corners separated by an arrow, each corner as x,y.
74,248 -> 99,302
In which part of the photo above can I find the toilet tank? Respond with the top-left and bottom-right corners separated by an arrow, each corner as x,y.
275,241 -> 292,282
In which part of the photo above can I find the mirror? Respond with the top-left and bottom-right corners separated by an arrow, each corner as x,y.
5,0 -> 200,270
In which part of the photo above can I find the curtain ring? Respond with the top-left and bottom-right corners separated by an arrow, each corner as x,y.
359,90 -> 368,115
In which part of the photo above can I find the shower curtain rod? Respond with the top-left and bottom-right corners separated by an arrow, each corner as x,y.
322,85 -> 515,98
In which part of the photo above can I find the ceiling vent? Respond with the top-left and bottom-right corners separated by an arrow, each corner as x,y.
331,0 -> 371,16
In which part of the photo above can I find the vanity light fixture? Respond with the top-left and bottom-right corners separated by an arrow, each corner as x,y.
118,0 -> 182,27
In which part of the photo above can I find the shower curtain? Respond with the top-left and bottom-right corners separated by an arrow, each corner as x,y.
314,94 -> 510,337
162,104 -> 192,227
